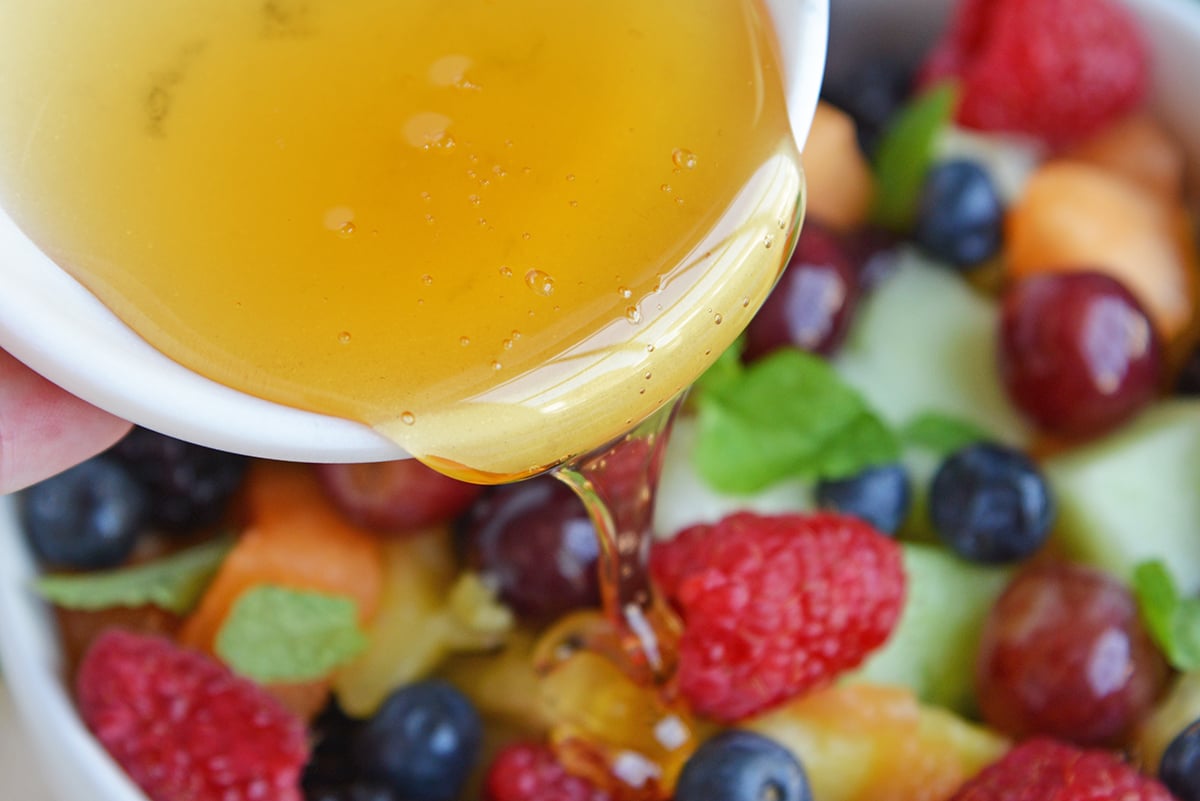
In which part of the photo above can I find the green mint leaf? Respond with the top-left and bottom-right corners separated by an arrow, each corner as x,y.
35,537 -> 233,614
215,585 -> 368,683
901,411 -> 990,456
1132,560 -> 1200,671
693,348 -> 899,494
871,81 -> 960,232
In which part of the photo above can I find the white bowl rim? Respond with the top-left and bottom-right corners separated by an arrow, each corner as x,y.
0,0 -> 828,464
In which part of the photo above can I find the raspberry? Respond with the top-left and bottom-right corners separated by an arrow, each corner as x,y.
950,738 -> 1174,801
77,629 -> 308,801
919,0 -> 1148,146
484,742 -> 612,801
651,512 -> 905,723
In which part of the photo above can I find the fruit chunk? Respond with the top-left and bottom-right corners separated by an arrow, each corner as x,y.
179,463 -> 384,655
851,544 -> 1011,714
1135,673 -> 1200,773
1043,400 -> 1200,594
334,530 -> 512,717
802,102 -> 876,231
744,683 -> 1008,801
976,562 -> 1167,746
1065,113 -> 1186,202
537,644 -> 700,797
919,0 -> 1148,146
1005,161 -> 1195,341
77,629 -> 309,801
833,253 -> 1031,446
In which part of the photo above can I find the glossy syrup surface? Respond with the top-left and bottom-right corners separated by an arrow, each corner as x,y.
0,0 -> 802,481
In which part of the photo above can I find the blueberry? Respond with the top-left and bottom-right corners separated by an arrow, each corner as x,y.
675,731 -> 811,801
354,680 -> 482,801
929,442 -> 1054,564
18,457 -> 148,569
1161,719 -> 1200,801
109,426 -> 247,532
817,462 -> 911,535
821,58 -> 913,156
913,160 -> 1004,269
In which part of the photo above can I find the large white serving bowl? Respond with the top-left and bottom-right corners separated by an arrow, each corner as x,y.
0,0 -> 827,466
5,0 -> 1199,799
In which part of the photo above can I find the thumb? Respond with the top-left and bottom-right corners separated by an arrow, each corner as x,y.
0,350 -> 132,494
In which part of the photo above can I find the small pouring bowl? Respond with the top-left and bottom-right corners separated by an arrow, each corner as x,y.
0,0 -> 828,464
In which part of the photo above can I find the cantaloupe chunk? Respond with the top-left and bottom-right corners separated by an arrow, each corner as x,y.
803,102 -> 876,232
1064,113 -> 1186,202
179,462 -> 384,654
1005,161 -> 1195,342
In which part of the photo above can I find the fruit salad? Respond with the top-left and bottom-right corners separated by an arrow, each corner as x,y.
11,0 -> 1200,799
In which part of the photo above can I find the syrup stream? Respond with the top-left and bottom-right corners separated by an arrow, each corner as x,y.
551,395 -> 687,687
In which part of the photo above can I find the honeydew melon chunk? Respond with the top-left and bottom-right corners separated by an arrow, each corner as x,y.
1045,400 -> 1200,594
834,251 -> 1032,448
849,543 -> 1012,714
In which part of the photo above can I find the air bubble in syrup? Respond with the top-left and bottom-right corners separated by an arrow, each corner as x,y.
525,269 -> 555,296
672,148 -> 698,169
400,411 -> 416,426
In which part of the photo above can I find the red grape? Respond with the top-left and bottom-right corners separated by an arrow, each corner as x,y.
976,561 -> 1167,746
743,221 -> 859,359
315,460 -> 481,532
998,271 -> 1163,439
461,476 -> 600,623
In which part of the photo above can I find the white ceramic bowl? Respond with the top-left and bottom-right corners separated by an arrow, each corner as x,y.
0,3 -> 826,800
0,0 -> 827,465
6,0 -> 1199,798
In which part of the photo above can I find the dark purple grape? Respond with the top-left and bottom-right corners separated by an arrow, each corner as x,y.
461,475 -> 600,622
998,271 -> 1163,439
977,561 -> 1168,746
109,426 -> 247,532
316,460 -> 481,533
743,221 -> 859,360
845,225 -> 902,293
